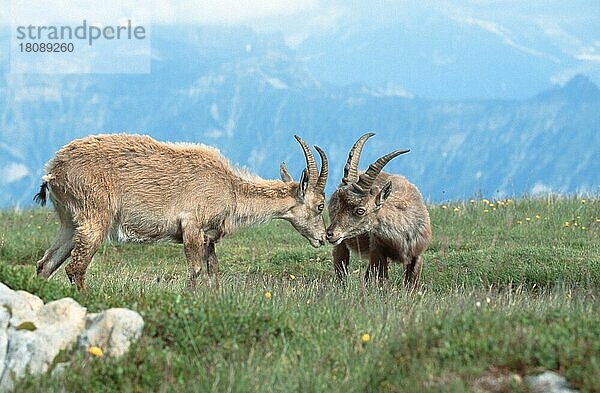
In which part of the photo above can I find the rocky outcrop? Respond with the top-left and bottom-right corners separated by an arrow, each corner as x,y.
0,282 -> 144,391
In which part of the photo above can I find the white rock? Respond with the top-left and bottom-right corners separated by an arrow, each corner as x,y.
78,308 -> 144,358
0,283 -> 144,391
0,298 -> 86,391
0,308 -> 10,380
525,371 -> 578,393
15,291 -> 43,313
0,283 -> 38,326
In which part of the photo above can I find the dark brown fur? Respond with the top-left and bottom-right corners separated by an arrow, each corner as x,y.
327,147 -> 431,290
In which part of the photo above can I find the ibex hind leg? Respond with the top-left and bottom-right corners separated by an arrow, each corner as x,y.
36,203 -> 75,279
37,224 -> 75,278
65,219 -> 109,292
404,255 -> 422,292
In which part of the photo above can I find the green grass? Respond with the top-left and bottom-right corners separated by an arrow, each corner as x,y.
0,197 -> 599,392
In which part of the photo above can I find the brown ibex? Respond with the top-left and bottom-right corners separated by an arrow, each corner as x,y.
34,134 -> 328,292
326,133 -> 431,289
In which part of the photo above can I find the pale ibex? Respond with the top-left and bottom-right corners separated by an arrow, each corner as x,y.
34,134 -> 328,292
326,133 -> 431,289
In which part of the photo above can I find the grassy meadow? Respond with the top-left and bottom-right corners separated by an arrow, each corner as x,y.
0,197 -> 599,392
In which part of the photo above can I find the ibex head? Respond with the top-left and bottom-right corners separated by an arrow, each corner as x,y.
280,135 -> 328,247
326,133 -> 409,245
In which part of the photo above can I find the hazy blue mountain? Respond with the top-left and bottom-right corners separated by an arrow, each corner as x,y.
0,27 -> 598,207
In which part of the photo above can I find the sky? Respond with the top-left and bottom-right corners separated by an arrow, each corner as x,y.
1,0 -> 600,99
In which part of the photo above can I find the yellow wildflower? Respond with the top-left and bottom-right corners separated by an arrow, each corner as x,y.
535,214 -> 541,219
88,346 -> 103,357
482,199 -> 490,205
581,199 -> 586,204
361,333 -> 371,343
563,222 -> 570,228
441,205 -> 447,209
470,199 -> 475,204
453,207 -> 460,212
489,203 -> 495,208
289,274 -> 296,280
264,291 -> 272,300
483,209 -> 489,213
516,220 -> 522,224
526,217 -> 531,221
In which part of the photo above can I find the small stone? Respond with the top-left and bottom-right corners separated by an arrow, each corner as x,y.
79,308 -> 144,358
525,371 -> 578,393
50,361 -> 70,377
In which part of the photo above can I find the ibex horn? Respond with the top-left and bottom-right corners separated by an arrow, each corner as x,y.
352,149 -> 410,193
294,135 -> 318,185
314,145 -> 328,193
342,132 -> 375,185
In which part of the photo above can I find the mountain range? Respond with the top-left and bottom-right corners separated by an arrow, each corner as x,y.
0,26 -> 598,207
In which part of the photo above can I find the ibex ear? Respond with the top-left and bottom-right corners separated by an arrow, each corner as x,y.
280,162 -> 293,182
298,168 -> 309,199
375,180 -> 392,208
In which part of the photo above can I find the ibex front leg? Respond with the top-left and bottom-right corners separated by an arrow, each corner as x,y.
182,222 -> 204,291
365,249 -> 388,285
332,243 -> 350,281
204,241 -> 220,290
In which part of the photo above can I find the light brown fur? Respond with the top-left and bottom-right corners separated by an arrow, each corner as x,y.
35,134 -> 327,291
326,135 -> 431,290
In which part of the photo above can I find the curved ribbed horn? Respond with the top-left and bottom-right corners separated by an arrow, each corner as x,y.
313,145 -> 328,193
294,135 -> 318,184
352,149 -> 410,193
342,132 -> 375,185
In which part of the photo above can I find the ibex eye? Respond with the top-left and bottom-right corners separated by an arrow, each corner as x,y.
355,207 -> 366,216
318,204 -> 325,212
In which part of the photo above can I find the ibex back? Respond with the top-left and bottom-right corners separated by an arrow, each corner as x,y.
35,134 -> 328,292
326,133 -> 431,289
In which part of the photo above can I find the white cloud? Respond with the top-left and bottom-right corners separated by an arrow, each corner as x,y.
452,15 -> 559,63
9,0 -> 152,25
531,182 -> 555,195
153,0 -> 317,25
4,0 -> 315,26
433,50 -> 456,65
2,163 -> 30,183
362,84 -> 414,99
575,52 -> 600,63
